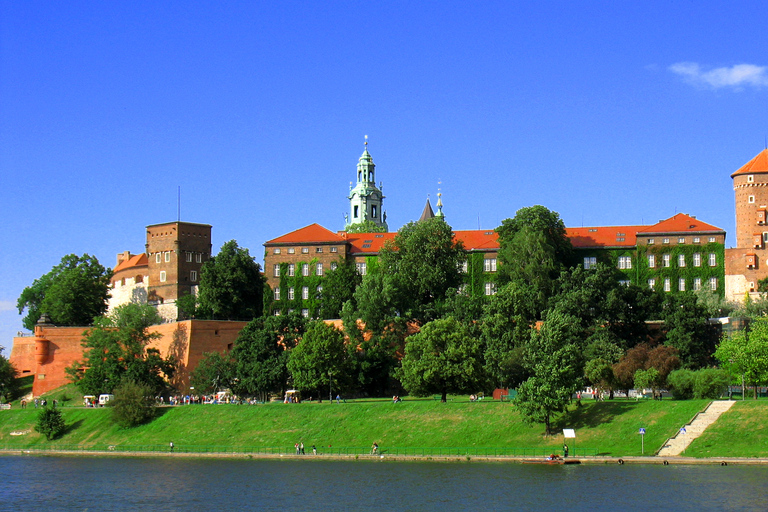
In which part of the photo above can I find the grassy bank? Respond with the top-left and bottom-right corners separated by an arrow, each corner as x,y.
0,397 -> 713,457
685,401 -> 768,458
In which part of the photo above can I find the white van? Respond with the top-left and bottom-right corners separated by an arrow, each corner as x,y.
98,394 -> 115,406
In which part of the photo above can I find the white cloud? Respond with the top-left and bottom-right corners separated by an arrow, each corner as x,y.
669,62 -> 768,89
0,301 -> 16,312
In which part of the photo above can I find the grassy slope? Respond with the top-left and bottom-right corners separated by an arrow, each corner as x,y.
0,397 -> 711,457
686,401 -> 768,458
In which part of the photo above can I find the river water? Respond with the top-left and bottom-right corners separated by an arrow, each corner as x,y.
1,456 -> 767,511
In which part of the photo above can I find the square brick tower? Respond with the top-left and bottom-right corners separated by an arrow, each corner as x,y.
145,221 -> 212,320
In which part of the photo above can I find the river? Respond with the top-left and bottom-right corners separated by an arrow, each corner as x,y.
2,456 -> 767,511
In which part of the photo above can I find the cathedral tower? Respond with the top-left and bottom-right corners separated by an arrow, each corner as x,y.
346,138 -> 388,231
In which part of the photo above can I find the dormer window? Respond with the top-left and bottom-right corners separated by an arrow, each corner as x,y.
754,234 -> 763,248
747,254 -> 757,269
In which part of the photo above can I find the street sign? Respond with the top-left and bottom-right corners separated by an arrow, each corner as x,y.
680,427 -> 687,434
639,428 -> 645,435
563,429 -> 576,438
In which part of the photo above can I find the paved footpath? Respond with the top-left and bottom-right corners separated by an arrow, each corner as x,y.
657,400 -> 735,457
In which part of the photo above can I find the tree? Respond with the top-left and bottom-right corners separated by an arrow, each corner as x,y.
230,314 -> 306,401
35,405 -> 65,440
634,368 -> 661,397
319,258 -> 361,319
190,352 -> 235,395
515,311 -> 583,435
287,320 -> 351,397
196,240 -> 265,321
612,343 -> 680,395
396,317 -> 485,402
17,254 -> 111,330
715,319 -> 768,399
345,220 -> 387,233
0,348 -> 19,402
662,294 -> 713,369
67,304 -> 175,395
110,379 -> 156,428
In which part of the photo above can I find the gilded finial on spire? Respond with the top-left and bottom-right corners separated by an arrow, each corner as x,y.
365,134 -> 368,148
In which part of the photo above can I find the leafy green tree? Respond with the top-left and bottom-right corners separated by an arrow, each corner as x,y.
346,220 -> 387,233
348,335 -> 400,397
396,317 -> 486,402
715,319 -> 768,399
515,311 -> 583,435
319,258 -> 361,319
667,369 -> 696,399
110,379 -> 156,428
17,254 -> 112,330
287,320 -> 352,398
633,368 -> 661,396
662,294 -> 713,369
693,369 -> 730,399
0,348 -> 19,402
67,304 -> 175,395
231,314 -> 306,401
35,405 -> 65,440
190,352 -> 235,395
196,240 -> 265,321
612,343 -> 680,395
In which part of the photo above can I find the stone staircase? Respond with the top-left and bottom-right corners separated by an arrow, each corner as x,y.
657,400 -> 736,456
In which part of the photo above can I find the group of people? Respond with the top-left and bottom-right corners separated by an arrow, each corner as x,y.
294,442 -> 318,455
392,395 -> 402,403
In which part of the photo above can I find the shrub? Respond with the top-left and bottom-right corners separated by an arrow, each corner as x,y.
111,380 -> 156,428
694,369 -> 730,399
667,369 -> 696,400
35,405 -> 65,440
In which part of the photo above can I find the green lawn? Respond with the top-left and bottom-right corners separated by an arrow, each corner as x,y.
686,401 -> 768,458
0,396 -> 710,457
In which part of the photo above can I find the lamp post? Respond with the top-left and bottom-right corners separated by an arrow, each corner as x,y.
329,370 -> 333,403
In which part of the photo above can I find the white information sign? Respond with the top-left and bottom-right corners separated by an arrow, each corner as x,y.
563,429 -> 576,438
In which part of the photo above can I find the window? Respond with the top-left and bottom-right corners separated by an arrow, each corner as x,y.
618,256 -> 632,270
371,205 -> 377,218
648,255 -> 655,268
301,309 -> 309,318
678,237 -> 685,244
160,271 -> 167,282
317,285 -> 323,295
484,258 -> 497,272
165,251 -> 171,262
648,238 -> 655,245
584,257 -> 597,269
679,278 -> 686,292
356,262 -> 367,275
763,233 -> 768,243
288,287 -> 295,300
288,263 -> 295,276
678,254 -> 686,267
709,253 -> 717,266
709,277 -> 718,291
186,252 -> 193,262
273,248 -> 281,254
648,278 -> 655,290
155,253 -> 161,263
484,282 -> 497,296
354,205 -> 359,218
663,278 -> 671,292
302,286 -> 309,300
331,262 -> 338,271
196,253 -> 202,263
331,247 -> 338,253
273,309 -> 280,316
663,254 -> 671,267
663,238 -> 670,244
301,247 -> 309,254
461,261 -> 468,273
619,280 -> 631,287
302,264 -> 309,277
749,195 -> 756,204
316,263 -> 323,276
693,237 -> 700,244
693,253 -> 701,267
190,271 -> 197,282
288,248 -> 295,254
693,278 -> 701,291
708,237 -> 716,243
274,264 -> 280,277
274,288 -> 281,301
316,247 -> 323,253
748,175 -> 755,183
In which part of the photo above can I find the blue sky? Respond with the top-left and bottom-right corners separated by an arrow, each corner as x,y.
2,2 -> 768,349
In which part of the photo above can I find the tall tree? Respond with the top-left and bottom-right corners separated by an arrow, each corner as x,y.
287,320 -> 352,398
319,258 -> 361,319
67,304 -> 175,395
0,348 -> 19,402
17,254 -> 112,330
190,351 -> 235,395
715,319 -> 768,399
515,311 -> 583,435
662,294 -> 713,369
196,240 -> 265,321
396,317 -> 486,402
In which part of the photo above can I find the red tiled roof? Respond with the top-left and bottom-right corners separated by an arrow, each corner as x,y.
265,224 -> 347,245
638,213 -> 723,235
566,226 -> 641,248
454,230 -> 499,251
346,233 -> 396,254
731,149 -> 768,178
113,253 -> 148,273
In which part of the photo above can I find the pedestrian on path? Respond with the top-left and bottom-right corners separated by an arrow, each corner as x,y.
170,441 -> 174,453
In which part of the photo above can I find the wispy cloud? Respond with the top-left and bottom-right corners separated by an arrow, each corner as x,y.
669,62 -> 768,89
0,301 -> 17,313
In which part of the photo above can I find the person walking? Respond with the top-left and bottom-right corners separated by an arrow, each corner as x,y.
371,442 -> 378,455
300,442 -> 305,455
563,443 -> 569,458
170,441 -> 174,453
312,445 -> 317,455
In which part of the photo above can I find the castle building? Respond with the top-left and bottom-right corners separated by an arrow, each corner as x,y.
725,149 -> 768,301
345,140 -> 388,231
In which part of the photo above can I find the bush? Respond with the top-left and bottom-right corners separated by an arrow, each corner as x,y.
111,380 -> 156,428
694,369 -> 730,399
667,369 -> 696,400
35,405 -> 65,440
